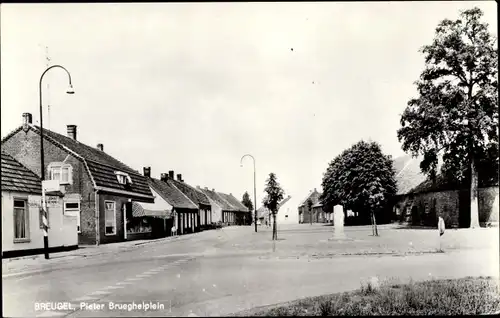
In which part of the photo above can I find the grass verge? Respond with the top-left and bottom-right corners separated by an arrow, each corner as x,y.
234,276 -> 500,316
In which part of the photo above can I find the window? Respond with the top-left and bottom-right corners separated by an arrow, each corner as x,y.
49,163 -> 72,184
105,201 -> 116,235
395,207 -> 401,216
14,199 -> 30,242
115,171 -> 132,185
64,201 -> 81,233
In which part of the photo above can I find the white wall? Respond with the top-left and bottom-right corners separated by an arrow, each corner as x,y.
209,198 -> 222,223
276,198 -> 300,225
2,191 -> 78,253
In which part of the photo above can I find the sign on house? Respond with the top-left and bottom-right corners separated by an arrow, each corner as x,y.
42,180 -> 60,192
28,196 -> 42,208
28,195 -> 60,208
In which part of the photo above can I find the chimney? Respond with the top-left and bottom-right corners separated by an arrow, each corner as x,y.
22,113 -> 33,125
67,125 -> 77,140
196,186 -> 201,189
143,167 -> 151,178
160,173 -> 168,182
204,187 -> 208,190
212,189 -> 215,192
168,171 -> 174,179
97,143 -> 104,151
177,174 -> 182,182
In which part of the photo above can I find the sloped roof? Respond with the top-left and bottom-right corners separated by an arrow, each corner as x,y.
393,154 -> 445,195
148,178 -> 198,210
278,196 -> 292,209
217,192 -> 248,212
298,189 -> 322,207
199,188 -> 235,211
170,179 -> 211,208
1,151 -> 42,194
17,125 -> 153,198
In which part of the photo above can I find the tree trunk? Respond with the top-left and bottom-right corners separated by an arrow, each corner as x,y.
310,209 -> 312,225
371,211 -> 379,236
470,157 -> 480,228
272,212 -> 278,240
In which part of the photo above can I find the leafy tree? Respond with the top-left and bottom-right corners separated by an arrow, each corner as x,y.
321,140 -> 397,236
241,191 -> 254,225
397,7 -> 498,228
307,198 -> 313,225
263,173 -> 285,240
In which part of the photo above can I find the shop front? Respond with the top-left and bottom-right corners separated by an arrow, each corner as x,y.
126,200 -> 172,241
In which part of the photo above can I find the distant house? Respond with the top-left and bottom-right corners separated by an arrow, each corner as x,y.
393,155 -> 499,228
275,196 -> 298,224
1,113 -> 155,245
298,189 -> 329,223
257,195 -> 297,225
217,192 -> 250,226
146,170 -> 199,235
166,171 -> 212,232
1,151 -> 78,258
198,187 -> 224,224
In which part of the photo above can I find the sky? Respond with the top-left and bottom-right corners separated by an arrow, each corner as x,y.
1,2 -> 498,211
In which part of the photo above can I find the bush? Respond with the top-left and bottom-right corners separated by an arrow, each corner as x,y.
238,277 -> 500,316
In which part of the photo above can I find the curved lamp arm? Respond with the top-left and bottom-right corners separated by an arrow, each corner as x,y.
39,65 -> 74,94
240,154 -> 255,168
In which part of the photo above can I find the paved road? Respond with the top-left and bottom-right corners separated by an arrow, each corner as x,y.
3,225 -> 499,317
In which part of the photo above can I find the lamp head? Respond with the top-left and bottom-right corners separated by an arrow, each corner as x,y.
66,84 -> 75,95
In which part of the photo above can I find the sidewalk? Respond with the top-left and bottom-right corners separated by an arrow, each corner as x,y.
2,234 -> 193,277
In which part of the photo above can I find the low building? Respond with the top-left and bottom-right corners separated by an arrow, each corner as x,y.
166,171 -> 211,232
126,167 -> 173,240
1,151 -> 78,258
198,187 -> 224,225
145,170 -> 199,236
298,189 -> 329,223
393,155 -> 499,228
275,195 -> 298,224
2,113 -> 155,245
217,192 -> 249,226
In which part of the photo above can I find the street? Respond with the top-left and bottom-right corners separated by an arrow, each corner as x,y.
3,224 -> 499,317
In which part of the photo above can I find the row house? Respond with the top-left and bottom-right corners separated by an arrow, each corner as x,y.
145,170 -> 199,235
2,113 -> 155,245
197,187 -> 223,225
2,151 -> 78,257
165,171 -> 212,232
217,192 -> 250,226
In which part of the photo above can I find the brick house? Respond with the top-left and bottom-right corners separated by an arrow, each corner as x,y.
1,113 -> 155,245
217,192 -> 250,226
298,189 -> 330,223
2,151 -> 78,257
393,155 -> 499,228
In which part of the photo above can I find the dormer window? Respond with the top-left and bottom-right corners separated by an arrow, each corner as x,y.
115,171 -> 132,185
48,163 -> 73,185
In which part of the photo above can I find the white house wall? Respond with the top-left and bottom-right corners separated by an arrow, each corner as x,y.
276,198 -> 300,225
2,191 -> 78,253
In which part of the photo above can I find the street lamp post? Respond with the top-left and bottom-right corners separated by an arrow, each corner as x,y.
39,65 -> 74,260
240,154 -> 257,233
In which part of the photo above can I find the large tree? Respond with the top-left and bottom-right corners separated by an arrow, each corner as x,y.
397,7 -> 498,228
241,191 -> 254,225
262,173 -> 285,240
321,140 -> 397,236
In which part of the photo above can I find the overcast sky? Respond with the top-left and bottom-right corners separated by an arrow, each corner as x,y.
1,2 -> 497,210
